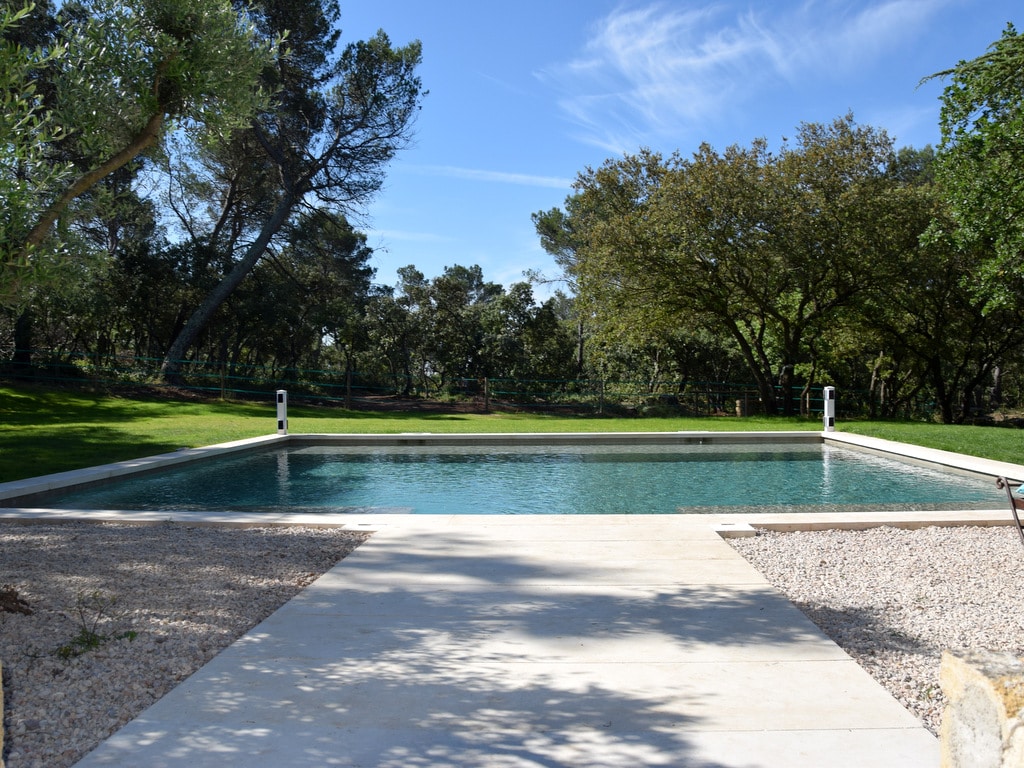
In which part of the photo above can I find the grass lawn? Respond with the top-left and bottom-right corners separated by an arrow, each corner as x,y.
837,421 -> 1024,467
1,384 -> 1022,483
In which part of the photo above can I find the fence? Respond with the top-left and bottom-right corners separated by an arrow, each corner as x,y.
2,349 -> 869,418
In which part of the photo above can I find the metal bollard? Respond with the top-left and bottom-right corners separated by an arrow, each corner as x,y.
822,386 -> 835,432
276,390 -> 288,435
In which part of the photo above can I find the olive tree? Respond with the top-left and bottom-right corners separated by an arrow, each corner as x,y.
0,2 -> 72,307
0,0 -> 277,309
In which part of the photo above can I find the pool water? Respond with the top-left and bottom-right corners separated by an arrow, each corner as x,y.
34,442 -> 1006,515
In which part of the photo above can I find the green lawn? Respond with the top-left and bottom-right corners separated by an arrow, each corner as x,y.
836,421 -> 1024,466
1,384 -> 1021,483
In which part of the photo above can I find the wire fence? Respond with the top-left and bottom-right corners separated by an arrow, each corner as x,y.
2,348 -> 884,418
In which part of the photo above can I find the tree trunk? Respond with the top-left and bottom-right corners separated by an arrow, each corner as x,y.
990,365 -> 1003,409
726,329 -> 777,414
778,364 -> 796,416
22,111 -> 165,258
12,309 -> 33,377
868,352 -> 883,419
799,360 -> 817,417
929,359 -> 955,424
160,194 -> 296,383
576,318 -> 585,378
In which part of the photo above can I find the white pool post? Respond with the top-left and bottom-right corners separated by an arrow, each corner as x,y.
276,390 -> 288,435
822,386 -> 836,432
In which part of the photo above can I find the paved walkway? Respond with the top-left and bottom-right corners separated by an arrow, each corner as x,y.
74,513 -> 939,768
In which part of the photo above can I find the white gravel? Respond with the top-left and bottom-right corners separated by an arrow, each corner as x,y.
729,524 -> 1024,735
0,521 -> 369,768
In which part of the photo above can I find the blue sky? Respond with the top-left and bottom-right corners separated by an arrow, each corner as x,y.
338,1 -> 1020,297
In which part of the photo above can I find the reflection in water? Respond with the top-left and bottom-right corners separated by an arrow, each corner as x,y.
821,443 -> 834,503
37,442 -> 1005,516
275,449 -> 291,508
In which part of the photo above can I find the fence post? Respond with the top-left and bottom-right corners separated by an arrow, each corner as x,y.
822,386 -> 836,432
276,390 -> 288,435
483,377 -> 490,413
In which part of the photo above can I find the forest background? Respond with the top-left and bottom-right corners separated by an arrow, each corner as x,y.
2,0 -> 1023,425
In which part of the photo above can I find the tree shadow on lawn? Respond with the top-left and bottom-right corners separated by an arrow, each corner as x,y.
0,424 -> 190,483
0,385 -> 286,482
0,386 -> 273,428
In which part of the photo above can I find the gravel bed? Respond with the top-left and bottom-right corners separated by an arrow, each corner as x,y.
0,521 -> 369,768
729,524 -> 1024,735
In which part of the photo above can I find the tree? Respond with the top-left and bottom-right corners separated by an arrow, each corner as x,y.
558,116 -> 922,414
159,0 -> 423,381
364,273 -> 423,396
0,1 -> 72,308
927,23 -> 1024,306
863,217 -> 1024,422
479,282 -> 576,383
518,293 -> 577,383
856,150 -> 1024,422
532,205 -> 590,377
0,0 -> 277,308
413,265 -> 500,389
273,209 -> 375,379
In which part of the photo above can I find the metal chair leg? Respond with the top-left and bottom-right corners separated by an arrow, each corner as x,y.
996,477 -> 1024,547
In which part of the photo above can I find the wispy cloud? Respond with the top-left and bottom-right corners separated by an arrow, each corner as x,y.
364,229 -> 454,245
771,0 -> 948,76
408,164 -> 574,189
541,0 -> 948,154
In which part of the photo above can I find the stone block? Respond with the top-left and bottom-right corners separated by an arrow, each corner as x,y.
940,648 -> 1024,768
713,521 -> 756,538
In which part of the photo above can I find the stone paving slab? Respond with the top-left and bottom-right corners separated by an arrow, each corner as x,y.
72,514 -> 939,767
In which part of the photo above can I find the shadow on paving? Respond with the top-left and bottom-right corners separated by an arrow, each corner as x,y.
792,600 -> 1024,663
90,529 -> 849,767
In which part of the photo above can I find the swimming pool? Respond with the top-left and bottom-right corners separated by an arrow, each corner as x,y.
15,435 -> 1007,515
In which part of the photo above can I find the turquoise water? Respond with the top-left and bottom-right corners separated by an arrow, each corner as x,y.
35,443 -> 1005,514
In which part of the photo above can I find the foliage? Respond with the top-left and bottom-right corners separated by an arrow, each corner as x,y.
4,19 -> 1024,425
535,112 -> 1024,423
862,183 -> 1024,423
54,0 -> 276,154
928,24 -> 1024,307
0,0 -> 278,308
56,589 -> 136,659
364,267 -> 577,394
549,116 -> 927,415
0,1 -> 74,307
157,0 -> 424,379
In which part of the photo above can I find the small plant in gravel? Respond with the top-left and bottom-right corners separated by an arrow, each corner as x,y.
56,590 -> 137,659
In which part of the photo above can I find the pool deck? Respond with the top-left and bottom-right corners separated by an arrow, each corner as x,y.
34,510 -> 961,768
5,431 -> 1022,767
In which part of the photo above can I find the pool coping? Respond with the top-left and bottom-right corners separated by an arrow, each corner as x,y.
0,430 -> 1022,533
